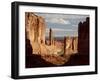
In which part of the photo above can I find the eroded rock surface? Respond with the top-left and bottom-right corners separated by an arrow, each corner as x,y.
25,12 -> 46,54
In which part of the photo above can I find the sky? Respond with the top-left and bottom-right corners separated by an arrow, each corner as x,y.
36,13 -> 89,37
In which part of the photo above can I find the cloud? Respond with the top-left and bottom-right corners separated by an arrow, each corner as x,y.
36,13 -> 89,25
72,24 -> 78,27
36,13 -> 89,19
46,18 -> 70,24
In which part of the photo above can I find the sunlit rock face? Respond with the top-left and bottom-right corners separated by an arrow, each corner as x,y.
64,37 -> 78,55
78,17 -> 89,55
25,12 -> 46,54
38,16 -> 46,44
73,37 -> 78,53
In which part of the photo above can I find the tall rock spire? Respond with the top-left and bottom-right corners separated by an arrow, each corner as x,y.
64,36 -> 67,55
49,28 -> 53,45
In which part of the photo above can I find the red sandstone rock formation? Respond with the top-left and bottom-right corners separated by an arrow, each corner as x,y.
73,37 -> 78,53
25,12 -> 46,54
78,17 -> 89,55
64,37 -> 78,55
49,28 -> 54,45
64,37 -> 67,55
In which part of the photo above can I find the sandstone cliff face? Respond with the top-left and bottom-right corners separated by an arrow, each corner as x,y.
25,12 -> 46,54
38,16 -> 46,44
64,37 -> 78,55
78,17 -> 89,55
73,37 -> 78,52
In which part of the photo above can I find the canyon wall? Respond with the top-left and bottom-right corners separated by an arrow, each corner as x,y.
78,17 -> 89,55
25,12 -> 46,54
